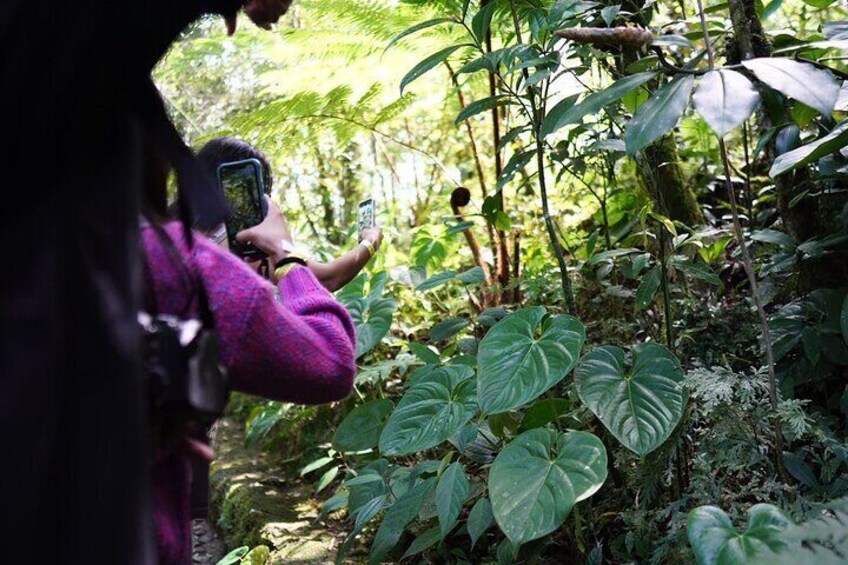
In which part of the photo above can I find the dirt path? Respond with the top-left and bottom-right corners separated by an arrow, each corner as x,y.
205,418 -> 347,564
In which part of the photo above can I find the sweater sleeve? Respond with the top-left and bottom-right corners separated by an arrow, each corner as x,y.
189,236 -> 356,405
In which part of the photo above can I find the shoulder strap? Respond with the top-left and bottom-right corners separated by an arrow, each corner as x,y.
136,79 -> 227,238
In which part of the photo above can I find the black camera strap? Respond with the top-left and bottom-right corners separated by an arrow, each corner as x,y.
137,79 -> 228,240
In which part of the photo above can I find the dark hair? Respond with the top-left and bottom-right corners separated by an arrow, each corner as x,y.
197,137 -> 273,193
142,130 -> 171,220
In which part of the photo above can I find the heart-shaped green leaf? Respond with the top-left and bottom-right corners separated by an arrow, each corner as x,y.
379,366 -> 477,456
489,429 -> 607,546
347,296 -> 396,358
575,343 -> 685,456
332,399 -> 394,452
687,504 -> 790,564
478,307 -> 585,415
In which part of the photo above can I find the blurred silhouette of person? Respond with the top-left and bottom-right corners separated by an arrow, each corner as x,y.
0,1 -> 292,563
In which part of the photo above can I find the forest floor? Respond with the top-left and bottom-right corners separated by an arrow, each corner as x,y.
204,418 -> 350,564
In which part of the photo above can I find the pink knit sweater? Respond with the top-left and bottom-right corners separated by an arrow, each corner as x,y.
142,222 -> 356,564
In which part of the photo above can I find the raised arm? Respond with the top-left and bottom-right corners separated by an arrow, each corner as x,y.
306,227 -> 383,291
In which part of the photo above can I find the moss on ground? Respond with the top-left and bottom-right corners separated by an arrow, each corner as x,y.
209,418 -> 345,564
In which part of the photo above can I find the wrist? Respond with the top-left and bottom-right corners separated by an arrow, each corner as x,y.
269,239 -> 296,266
273,254 -> 307,282
360,239 -> 375,257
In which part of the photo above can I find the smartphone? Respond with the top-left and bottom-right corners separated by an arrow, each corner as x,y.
358,198 -> 376,233
217,158 -> 268,258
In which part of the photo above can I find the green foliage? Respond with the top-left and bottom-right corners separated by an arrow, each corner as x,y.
378,365 -> 477,455
626,75 -> 695,155
542,71 -> 658,137
757,497 -> 848,563
332,399 -> 394,452
576,343 -> 686,456
341,272 -> 397,358
687,504 -> 790,564
468,497 -> 495,549
477,307 -> 585,415
489,429 -> 608,546
692,70 -> 760,138
436,461 -> 469,537
740,58 -> 840,117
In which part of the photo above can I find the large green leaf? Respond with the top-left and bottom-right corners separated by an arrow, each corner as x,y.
332,399 -> 394,452
347,296 -> 396,358
400,45 -> 467,94
468,498 -> 495,549
625,74 -> 695,155
575,343 -> 685,456
347,459 -> 389,515
693,69 -> 760,137
369,478 -> 437,564
541,72 -> 657,137
687,504 -> 790,565
411,227 -> 447,268
436,462 -> 469,537
379,366 -> 477,456
769,121 -> 848,177
742,58 -> 840,116
477,307 -> 586,415
489,429 -> 608,546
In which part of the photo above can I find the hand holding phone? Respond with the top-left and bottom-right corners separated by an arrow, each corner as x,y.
357,198 -> 376,234
217,158 -> 268,258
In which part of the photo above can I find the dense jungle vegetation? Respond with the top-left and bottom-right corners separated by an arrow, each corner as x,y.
155,0 -> 848,562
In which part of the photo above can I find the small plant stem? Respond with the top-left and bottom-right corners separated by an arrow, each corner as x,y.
742,122 -> 754,225
509,0 -> 575,314
696,0 -> 785,478
657,225 -> 674,351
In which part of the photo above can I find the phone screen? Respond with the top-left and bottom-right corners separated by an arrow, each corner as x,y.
358,199 -> 375,232
217,159 -> 267,257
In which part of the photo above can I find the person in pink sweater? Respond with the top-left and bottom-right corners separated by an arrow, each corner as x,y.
142,185 -> 356,563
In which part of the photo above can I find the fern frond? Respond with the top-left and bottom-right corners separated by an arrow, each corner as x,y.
756,497 -> 848,564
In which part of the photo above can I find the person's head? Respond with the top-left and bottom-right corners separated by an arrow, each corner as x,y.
197,137 -> 273,194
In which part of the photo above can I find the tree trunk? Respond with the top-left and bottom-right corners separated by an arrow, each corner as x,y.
638,136 -> 704,225
612,0 -> 703,226
727,0 -> 848,289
